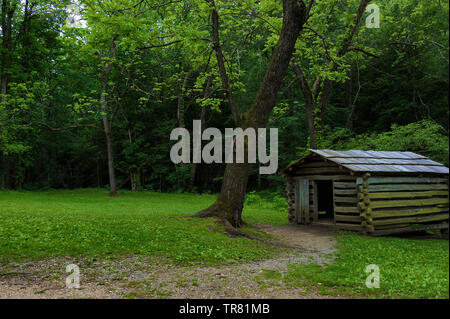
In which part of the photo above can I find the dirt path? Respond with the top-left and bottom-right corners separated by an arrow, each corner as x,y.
0,224 -> 339,299
256,223 -> 337,253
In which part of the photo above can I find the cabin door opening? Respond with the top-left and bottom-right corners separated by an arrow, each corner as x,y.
316,180 -> 334,221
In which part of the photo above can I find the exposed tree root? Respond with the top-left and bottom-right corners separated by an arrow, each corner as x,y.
168,204 -> 304,250
192,199 -> 245,227
168,213 -> 303,250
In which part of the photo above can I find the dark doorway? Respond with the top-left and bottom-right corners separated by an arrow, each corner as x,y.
316,180 -> 334,220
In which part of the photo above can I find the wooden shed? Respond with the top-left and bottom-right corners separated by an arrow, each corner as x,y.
281,150 -> 449,236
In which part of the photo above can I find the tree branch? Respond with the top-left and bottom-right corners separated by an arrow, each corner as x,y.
138,39 -> 182,50
347,46 -> 379,58
30,121 -> 103,132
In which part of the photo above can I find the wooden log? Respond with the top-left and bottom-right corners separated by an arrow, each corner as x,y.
335,214 -> 362,223
335,189 -> 358,195
370,206 -> 449,218
334,182 -> 357,189
363,190 -> 449,200
293,175 -> 355,180
372,213 -> 449,226
334,178 -> 358,182
371,223 -> 449,236
334,196 -> 358,203
335,223 -> 365,231
373,224 -> 410,230
359,184 -> 448,192
356,177 -> 448,185
370,198 -> 449,209
335,206 -> 360,213
361,221 -> 375,233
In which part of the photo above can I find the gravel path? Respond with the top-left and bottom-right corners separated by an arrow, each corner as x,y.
0,224 -> 340,299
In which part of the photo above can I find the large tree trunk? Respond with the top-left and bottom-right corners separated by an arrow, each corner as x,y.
196,162 -> 251,227
195,0 -> 307,227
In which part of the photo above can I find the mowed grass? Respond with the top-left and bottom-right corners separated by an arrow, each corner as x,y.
0,189 -> 287,265
285,232 -> 449,299
1,189 -> 448,299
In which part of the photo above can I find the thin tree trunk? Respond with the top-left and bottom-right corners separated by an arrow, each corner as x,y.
345,67 -> 354,129
305,100 -> 317,148
177,69 -> 193,128
189,105 -> 205,189
130,172 -> 137,191
104,126 -> 117,196
97,37 -> 118,197
293,0 -> 370,146
1,0 -> 17,190
128,127 -> 138,192
316,0 -> 370,123
96,157 -> 101,188
20,0 -> 33,73
1,156 -> 9,189
292,63 -> 317,148
190,75 -> 213,190
1,0 -> 15,98
100,82 -> 117,197
195,0 -> 307,227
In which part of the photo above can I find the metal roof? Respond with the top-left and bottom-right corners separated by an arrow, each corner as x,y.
282,150 -> 449,175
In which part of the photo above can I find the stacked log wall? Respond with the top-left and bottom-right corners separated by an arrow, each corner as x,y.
333,177 -> 364,231
286,178 -> 295,223
356,176 -> 449,236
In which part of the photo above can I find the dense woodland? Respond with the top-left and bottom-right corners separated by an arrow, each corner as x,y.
0,0 -> 448,198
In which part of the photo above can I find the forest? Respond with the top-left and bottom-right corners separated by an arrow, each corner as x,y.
1,0 -> 448,196
0,0 -> 449,301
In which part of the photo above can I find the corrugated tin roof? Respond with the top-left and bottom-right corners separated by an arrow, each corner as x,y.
282,150 -> 449,175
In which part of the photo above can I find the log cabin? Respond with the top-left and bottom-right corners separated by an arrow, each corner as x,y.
281,150 -> 449,236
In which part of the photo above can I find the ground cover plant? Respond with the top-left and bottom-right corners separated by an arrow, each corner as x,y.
0,189 -> 286,265
1,189 -> 448,299
285,232 -> 449,298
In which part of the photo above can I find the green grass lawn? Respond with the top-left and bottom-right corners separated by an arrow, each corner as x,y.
0,189 -> 287,265
1,189 -> 448,298
285,232 -> 449,299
